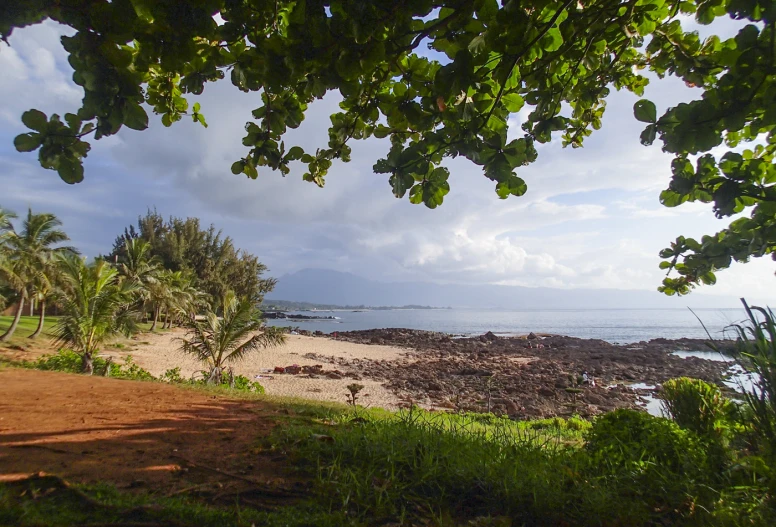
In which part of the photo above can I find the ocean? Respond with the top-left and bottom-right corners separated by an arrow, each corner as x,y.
265,307 -> 751,344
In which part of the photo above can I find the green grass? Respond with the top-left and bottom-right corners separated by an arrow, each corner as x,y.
0,475 -> 352,527
2,389 -> 775,526
269,407 -> 775,526
0,315 -> 58,340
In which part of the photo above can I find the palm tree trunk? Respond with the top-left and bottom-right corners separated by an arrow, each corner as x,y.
163,309 -> 169,329
150,306 -> 159,331
0,296 -> 25,342
29,299 -> 45,339
82,352 -> 94,375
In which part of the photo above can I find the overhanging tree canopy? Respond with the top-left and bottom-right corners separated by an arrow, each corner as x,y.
3,0 -> 775,294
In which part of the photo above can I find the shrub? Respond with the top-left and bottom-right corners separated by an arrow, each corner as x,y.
661,377 -> 731,439
160,367 -> 185,384
107,355 -> 155,381
231,374 -> 265,394
30,349 -> 108,374
584,409 -> 715,522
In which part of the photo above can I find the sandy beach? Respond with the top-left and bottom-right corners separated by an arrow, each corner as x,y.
112,330 -> 409,409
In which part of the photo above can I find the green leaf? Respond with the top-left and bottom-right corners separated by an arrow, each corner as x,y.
123,102 -> 149,131
58,158 -> 84,184
286,146 -> 305,161
501,93 -> 524,113
21,109 -> 48,132
244,163 -> 258,179
14,133 -> 42,152
231,161 -> 245,175
539,28 -> 563,52
640,124 -> 657,146
193,102 -> 201,113
633,99 -> 657,123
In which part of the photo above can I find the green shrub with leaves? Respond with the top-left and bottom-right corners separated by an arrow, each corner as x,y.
107,355 -> 155,381
160,367 -> 185,384
29,349 -> 108,375
584,409 -> 716,522
231,374 -> 265,394
661,377 -> 732,439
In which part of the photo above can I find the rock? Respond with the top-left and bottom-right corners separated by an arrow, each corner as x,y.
538,387 -> 555,397
527,332 -> 538,340
483,331 -> 499,341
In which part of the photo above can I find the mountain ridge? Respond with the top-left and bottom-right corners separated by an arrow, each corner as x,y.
265,268 -> 755,310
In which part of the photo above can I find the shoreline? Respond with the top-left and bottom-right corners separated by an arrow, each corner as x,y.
118,327 -> 736,419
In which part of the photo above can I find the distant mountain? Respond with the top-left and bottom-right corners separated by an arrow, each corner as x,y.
261,299 -> 445,311
265,268 -> 755,310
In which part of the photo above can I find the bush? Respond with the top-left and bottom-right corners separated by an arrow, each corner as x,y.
107,355 -> 155,381
661,377 -> 732,439
29,349 -> 108,374
160,367 -> 185,384
231,374 -> 265,394
584,409 -> 715,522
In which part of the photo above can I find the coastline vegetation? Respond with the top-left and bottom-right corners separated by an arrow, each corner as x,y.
3,205 -> 776,524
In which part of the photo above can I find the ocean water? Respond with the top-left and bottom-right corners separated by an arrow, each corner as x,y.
265,308 -> 750,344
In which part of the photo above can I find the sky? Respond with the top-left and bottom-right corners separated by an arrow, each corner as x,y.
0,17 -> 774,303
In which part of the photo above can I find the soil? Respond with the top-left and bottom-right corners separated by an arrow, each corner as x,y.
0,369 -> 307,507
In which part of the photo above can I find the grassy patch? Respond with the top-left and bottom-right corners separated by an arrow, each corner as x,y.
0,315 -> 58,338
271,407 -> 774,526
0,474 -> 352,527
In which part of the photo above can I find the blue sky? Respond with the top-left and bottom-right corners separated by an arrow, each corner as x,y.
0,19 -> 774,303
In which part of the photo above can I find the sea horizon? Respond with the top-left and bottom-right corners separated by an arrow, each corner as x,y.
264,306 -> 751,344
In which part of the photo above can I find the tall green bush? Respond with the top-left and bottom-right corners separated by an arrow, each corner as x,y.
584,409 -> 716,522
661,377 -> 731,439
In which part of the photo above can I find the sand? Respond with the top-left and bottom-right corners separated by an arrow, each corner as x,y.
111,331 -> 408,409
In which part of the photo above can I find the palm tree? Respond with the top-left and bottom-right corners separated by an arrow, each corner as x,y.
0,207 -> 18,311
0,209 -> 75,342
179,291 -> 285,384
118,237 -> 160,286
116,237 -> 162,325
146,269 -> 173,331
53,256 -> 139,374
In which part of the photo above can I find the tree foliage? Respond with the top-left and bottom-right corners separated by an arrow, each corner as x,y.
4,0 -> 776,293
53,255 -> 140,374
0,208 -> 76,341
110,210 -> 275,306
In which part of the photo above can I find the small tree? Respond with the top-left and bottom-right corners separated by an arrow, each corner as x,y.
53,256 -> 139,374
179,291 -> 285,385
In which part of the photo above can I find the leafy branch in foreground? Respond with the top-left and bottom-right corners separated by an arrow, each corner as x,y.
5,0 -> 776,293
179,291 -> 285,385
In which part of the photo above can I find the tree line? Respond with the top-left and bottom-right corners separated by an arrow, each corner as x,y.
1,206 -> 283,377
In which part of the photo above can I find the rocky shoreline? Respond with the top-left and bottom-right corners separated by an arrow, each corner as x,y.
300,328 -> 737,418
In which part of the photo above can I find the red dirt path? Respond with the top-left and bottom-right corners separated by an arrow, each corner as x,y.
0,369 -> 304,502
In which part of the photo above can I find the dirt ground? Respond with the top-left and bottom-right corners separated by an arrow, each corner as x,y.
0,368 -> 309,506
